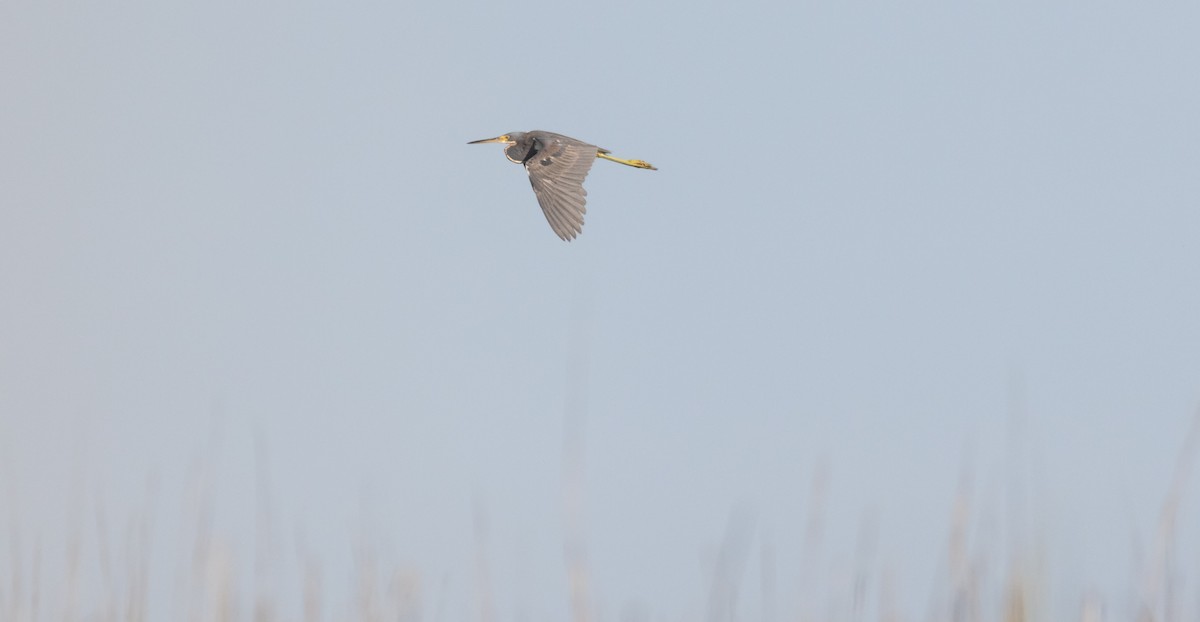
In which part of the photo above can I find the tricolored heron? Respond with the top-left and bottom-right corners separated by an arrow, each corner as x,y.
468,131 -> 656,241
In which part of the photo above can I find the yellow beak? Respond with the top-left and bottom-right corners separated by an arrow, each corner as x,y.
467,135 -> 512,145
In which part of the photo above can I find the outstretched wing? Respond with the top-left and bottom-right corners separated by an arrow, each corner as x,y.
524,136 -> 599,241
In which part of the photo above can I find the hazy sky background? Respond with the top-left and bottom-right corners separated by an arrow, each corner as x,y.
2,2 -> 1199,620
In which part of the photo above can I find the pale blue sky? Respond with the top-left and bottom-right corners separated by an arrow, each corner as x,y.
2,2 -> 1199,620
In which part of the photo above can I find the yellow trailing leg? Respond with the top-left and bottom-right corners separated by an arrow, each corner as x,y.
597,151 -> 657,170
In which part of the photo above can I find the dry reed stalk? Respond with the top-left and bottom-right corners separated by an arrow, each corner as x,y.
1138,408 -> 1200,622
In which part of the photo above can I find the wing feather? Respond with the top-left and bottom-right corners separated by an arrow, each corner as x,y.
524,135 -> 598,241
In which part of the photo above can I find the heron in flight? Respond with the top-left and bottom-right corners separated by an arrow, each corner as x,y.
468,131 -> 656,241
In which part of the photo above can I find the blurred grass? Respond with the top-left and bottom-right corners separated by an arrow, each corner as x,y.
2,409 -> 1197,622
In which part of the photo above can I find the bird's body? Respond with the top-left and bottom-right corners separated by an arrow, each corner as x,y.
468,131 -> 656,241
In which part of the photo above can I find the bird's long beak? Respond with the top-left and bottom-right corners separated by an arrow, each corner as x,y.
467,135 -> 511,145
